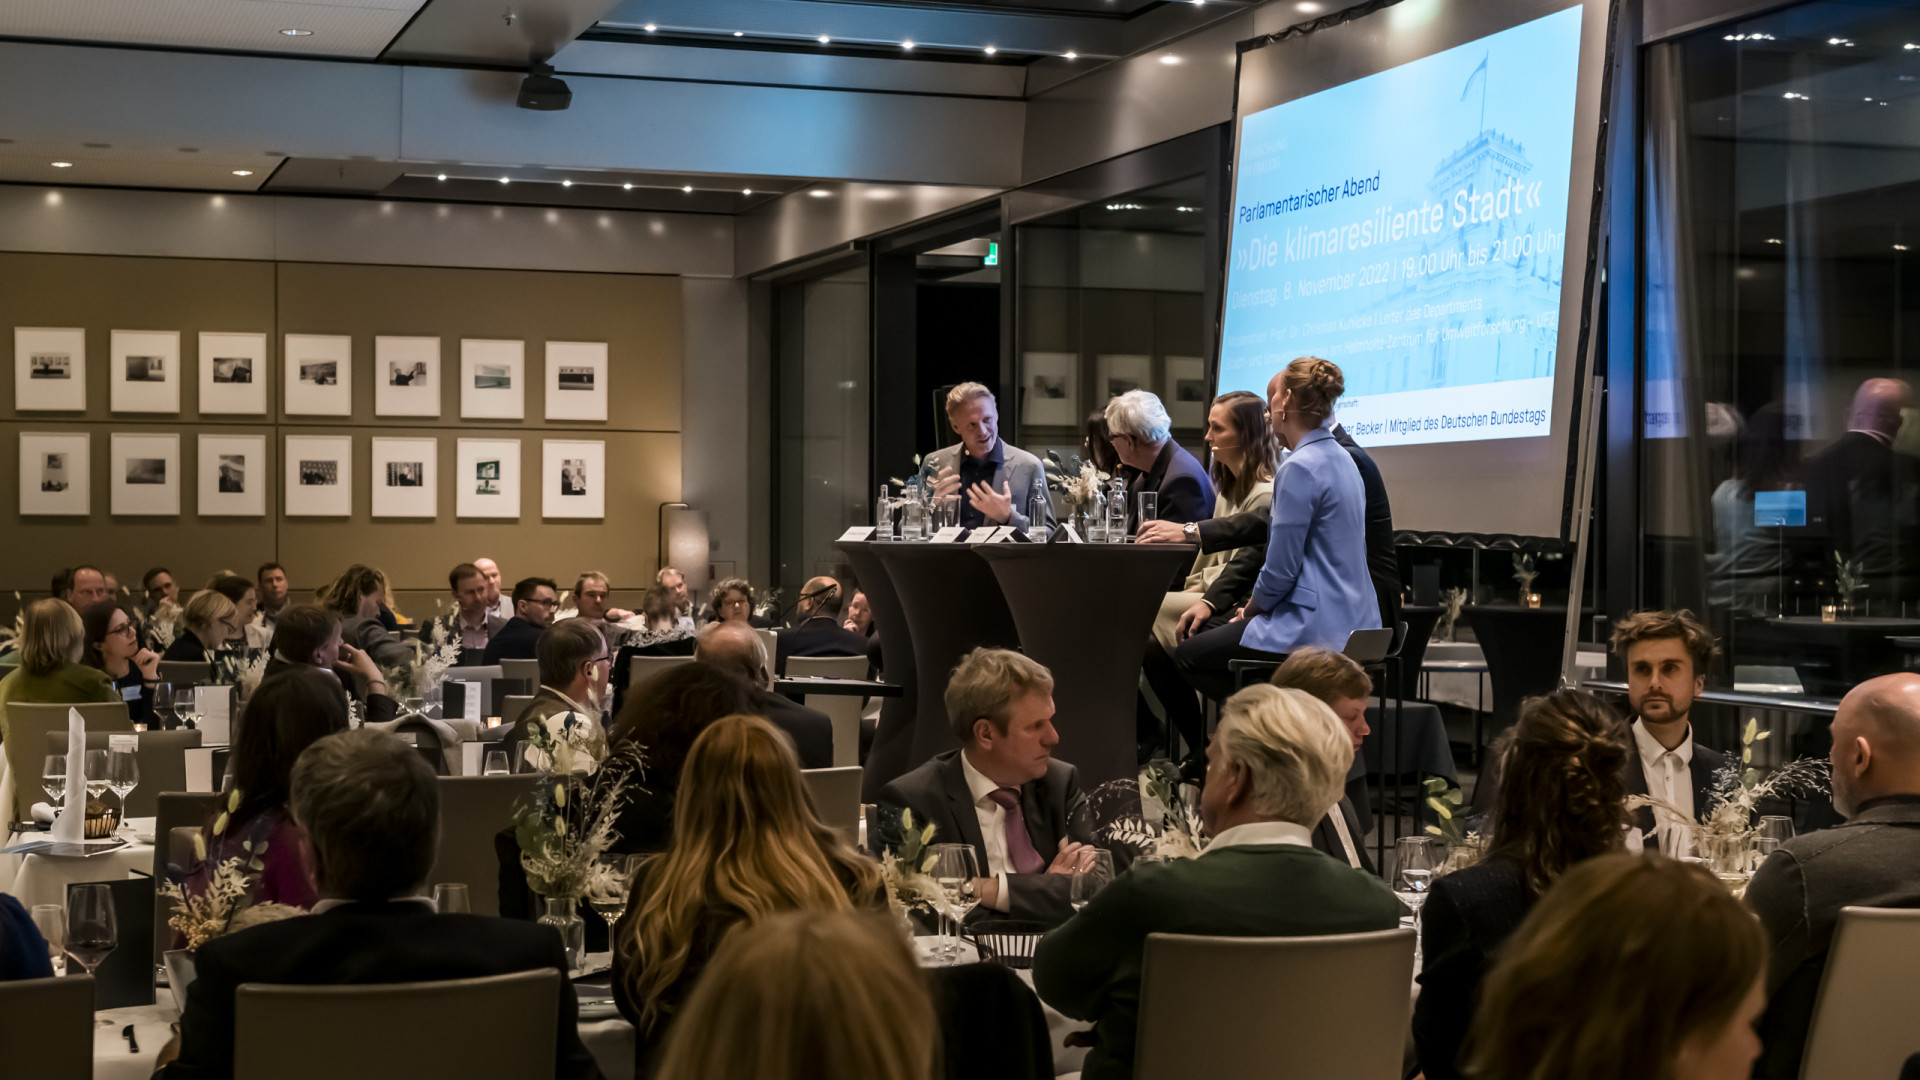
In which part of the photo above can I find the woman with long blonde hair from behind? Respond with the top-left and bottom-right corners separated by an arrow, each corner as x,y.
653,910 -> 936,1080
613,713 -> 886,1075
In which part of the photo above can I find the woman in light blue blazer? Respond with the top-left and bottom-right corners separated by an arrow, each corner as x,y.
1173,357 -> 1381,703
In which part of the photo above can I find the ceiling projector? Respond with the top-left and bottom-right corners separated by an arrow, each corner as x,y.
517,64 -> 572,111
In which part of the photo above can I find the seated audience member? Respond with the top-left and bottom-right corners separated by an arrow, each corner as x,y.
0,600 -> 117,745
503,620 -> 609,750
875,648 -> 1097,924
475,556 -> 513,621
1082,409 -> 1121,475
918,382 -> 1050,532
1105,389 -> 1213,531
180,668 -> 348,918
843,589 -> 873,637
652,910 -> 936,1080
483,576 -> 560,664
1612,609 -> 1732,849
773,576 -> 866,673
695,622 -> 832,768
206,572 -> 267,649
656,567 -> 696,631
1414,689 -> 1631,1080
436,561 -> 505,661
636,585 -> 684,636
264,604 -> 399,725
103,570 -> 123,602
1746,671 -> 1920,1080
157,729 -> 602,1080
1268,647 -> 1375,872
705,577 -> 770,628
254,562 -> 290,633
60,564 -> 113,610
142,566 -> 179,617
614,714 -> 886,1072
0,892 -> 54,981
567,571 -> 635,632
318,565 -> 411,670
1468,854 -> 1765,1080
81,601 -> 161,727
1033,684 -> 1401,1080
162,589 -> 239,664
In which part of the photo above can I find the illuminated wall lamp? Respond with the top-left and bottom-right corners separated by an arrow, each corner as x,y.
661,504 -> 713,593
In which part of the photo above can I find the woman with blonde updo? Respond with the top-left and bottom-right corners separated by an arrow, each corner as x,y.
1412,689 -> 1633,1080
1170,357 -> 1380,702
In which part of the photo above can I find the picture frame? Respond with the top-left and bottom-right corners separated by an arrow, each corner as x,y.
460,339 -> 524,420
110,432 -> 181,516
284,334 -> 353,417
369,437 -> 438,518
18,432 -> 89,515
198,332 -> 269,415
1164,356 -> 1210,429
1095,354 -> 1153,403
374,336 -> 441,418
109,330 -> 182,414
15,327 -> 87,412
284,434 -> 352,516
542,439 -> 605,519
197,434 -> 268,517
456,438 -> 521,519
1021,352 -> 1079,428
544,341 -> 608,422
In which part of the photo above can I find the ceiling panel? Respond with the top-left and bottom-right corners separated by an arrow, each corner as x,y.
0,0 -> 427,58
0,141 -> 277,191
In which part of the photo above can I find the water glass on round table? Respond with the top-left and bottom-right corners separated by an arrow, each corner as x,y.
928,844 -> 981,965
42,754 -> 67,809
66,883 -> 117,978
483,750 -> 511,776
432,883 -> 471,914
1069,849 -> 1116,913
1757,816 -> 1795,845
1135,492 -> 1158,531
30,904 -> 66,976
107,748 -> 140,835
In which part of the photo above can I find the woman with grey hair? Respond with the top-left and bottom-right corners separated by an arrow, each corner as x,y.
1104,389 -> 1214,533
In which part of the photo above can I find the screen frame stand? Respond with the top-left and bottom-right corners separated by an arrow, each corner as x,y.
1559,370 -> 1605,689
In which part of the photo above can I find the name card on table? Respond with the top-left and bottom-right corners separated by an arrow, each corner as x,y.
927,526 -> 967,544
108,734 -> 138,753
461,742 -> 487,776
444,680 -> 481,722
978,526 -> 1015,544
838,526 -> 876,542
184,747 -> 234,793
196,685 -> 232,744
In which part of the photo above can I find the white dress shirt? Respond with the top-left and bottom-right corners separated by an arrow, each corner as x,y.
1200,819 -> 1314,855
1632,718 -> 1695,837
959,750 -> 1017,913
1326,807 -> 1362,868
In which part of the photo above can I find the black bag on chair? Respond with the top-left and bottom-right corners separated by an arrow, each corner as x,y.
926,962 -> 1054,1080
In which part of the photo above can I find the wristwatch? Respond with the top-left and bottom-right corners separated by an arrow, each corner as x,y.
1182,521 -> 1199,541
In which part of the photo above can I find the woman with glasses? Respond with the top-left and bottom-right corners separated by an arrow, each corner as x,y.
81,601 -> 162,727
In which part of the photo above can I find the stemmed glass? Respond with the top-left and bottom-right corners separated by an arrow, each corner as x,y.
927,844 -> 981,965
586,854 -> 641,935
66,884 -> 117,978
432,883 -> 471,914
172,689 -> 198,730
148,682 -> 173,731
42,754 -> 68,810
1757,816 -> 1795,845
83,750 -> 110,807
107,748 -> 139,835
1395,836 -> 1437,957
31,904 -> 66,976
1069,849 -> 1117,913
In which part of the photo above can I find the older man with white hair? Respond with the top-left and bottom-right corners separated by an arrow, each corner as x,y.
920,382 -> 1051,532
1033,683 -> 1402,1080
1105,388 -> 1214,534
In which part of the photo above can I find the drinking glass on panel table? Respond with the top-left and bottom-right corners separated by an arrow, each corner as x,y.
1757,816 -> 1795,844
83,750 -> 110,803
1135,491 -> 1158,533
31,904 -> 66,977
1069,848 -> 1116,912
107,749 -> 139,835
432,883 -> 471,914
927,844 -> 980,965
587,853 -> 641,933
42,754 -> 67,809
483,750 -> 511,777
66,884 -> 117,978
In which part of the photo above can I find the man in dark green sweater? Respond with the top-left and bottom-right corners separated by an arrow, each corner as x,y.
1033,683 -> 1402,1080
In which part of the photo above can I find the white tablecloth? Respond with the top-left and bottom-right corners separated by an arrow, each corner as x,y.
0,835 -> 153,910
92,1002 -> 175,1080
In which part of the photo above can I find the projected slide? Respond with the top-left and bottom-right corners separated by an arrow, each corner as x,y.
1219,6 -> 1584,446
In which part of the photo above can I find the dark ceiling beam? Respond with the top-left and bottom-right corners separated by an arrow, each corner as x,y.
383,0 -> 631,64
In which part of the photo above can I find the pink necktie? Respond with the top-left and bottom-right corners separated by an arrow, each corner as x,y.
987,788 -> 1046,875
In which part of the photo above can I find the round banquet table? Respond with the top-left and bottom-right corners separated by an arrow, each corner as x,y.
839,540 -> 922,802
1,836 -> 154,911
974,542 -> 1198,789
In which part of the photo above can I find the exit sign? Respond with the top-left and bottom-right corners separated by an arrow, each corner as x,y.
984,242 -> 999,266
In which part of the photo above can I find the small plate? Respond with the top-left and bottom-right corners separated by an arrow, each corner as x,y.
576,997 -> 621,1022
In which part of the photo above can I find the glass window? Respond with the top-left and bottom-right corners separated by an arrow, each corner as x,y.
775,266 -> 869,605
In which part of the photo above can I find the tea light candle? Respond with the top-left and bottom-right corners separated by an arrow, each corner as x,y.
1526,593 -> 1541,609
1821,604 -> 1838,624
486,715 -> 501,728
132,723 -> 147,733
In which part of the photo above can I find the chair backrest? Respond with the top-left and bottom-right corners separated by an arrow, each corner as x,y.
499,658 -> 540,695
627,654 -> 694,695
391,718 -> 448,775
234,969 -> 560,1080
158,659 -> 213,688
443,664 -> 504,720
0,975 -> 94,1080
801,766 -> 863,846
44,728 -> 203,818
755,627 -> 779,666
787,655 -> 870,768
152,791 -> 224,971
4,700 -> 133,819
428,774 -> 540,918
1801,906 -> 1920,1080
500,695 -> 535,731
1343,628 -> 1397,665
1134,929 -> 1416,1080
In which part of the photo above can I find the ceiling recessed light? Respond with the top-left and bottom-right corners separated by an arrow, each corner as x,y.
623,182 -> 634,190
1160,54 -> 1181,64
643,23 -> 656,31
733,30 -> 744,37
437,173 -> 447,181
232,169 -> 254,177
562,179 -> 572,187
809,188 -> 832,197
279,28 -> 311,36
1766,237 -> 1782,244
818,34 -> 830,44
1064,51 -> 1078,59
902,40 -> 915,50
742,188 -> 753,195
1296,1 -> 1322,10
682,185 -> 693,193
1898,244 -> 1910,252
50,161 -> 72,168
984,45 -> 997,55
499,177 -> 510,184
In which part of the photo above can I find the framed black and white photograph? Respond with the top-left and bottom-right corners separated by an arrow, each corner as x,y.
110,330 -> 181,413
455,438 -> 520,519
1021,352 -> 1079,428
14,328 -> 87,411
197,433 -> 268,517
542,439 -> 605,519
110,432 -> 180,516
198,332 -> 269,415
460,339 -> 524,420
374,336 -> 441,418
285,334 -> 353,417
284,434 -> 352,516
18,432 -> 89,515
370,437 -> 437,518
1164,356 -> 1209,429
544,341 -> 608,421
1095,354 -> 1152,403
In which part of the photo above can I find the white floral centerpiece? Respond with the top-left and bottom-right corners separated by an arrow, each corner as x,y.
512,710 -> 637,900
381,620 -> 462,708
1630,717 -> 1829,877
1089,760 -> 1204,860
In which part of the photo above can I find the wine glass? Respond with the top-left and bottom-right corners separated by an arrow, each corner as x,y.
1394,836 -> 1437,918
66,884 -> 117,977
107,749 -> 139,834
149,683 -> 173,730
586,854 -> 640,934
1758,816 -> 1795,844
42,754 -> 67,809
432,883 -> 471,914
927,844 -> 981,965
30,904 -> 66,976
1069,849 -> 1117,913
83,750 -> 110,803
172,690 -> 198,729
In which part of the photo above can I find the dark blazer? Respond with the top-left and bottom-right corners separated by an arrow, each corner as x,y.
1126,440 -> 1215,531
1620,729 -> 1732,848
1034,841 -> 1402,1080
0,893 -> 53,981
1310,796 -> 1375,874
1746,797 -> 1920,1080
431,610 -> 508,649
161,633 -> 220,665
773,616 -> 869,674
874,749 -> 1091,925
341,616 -> 412,671
259,658 -> 397,726
1413,856 -> 1534,1080
747,687 -> 834,769
161,900 -> 602,1080
482,616 -> 545,665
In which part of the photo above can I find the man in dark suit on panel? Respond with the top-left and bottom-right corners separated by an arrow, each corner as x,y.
773,576 -> 868,675
873,648 -> 1099,926
157,729 -> 602,1080
1105,389 -> 1214,531
695,620 -> 833,769
482,576 -> 560,665
1610,610 -> 1732,848
1746,672 -> 1920,1080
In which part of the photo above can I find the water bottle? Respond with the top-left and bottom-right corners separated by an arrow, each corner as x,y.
1107,479 -> 1129,542
875,484 -> 893,540
1086,491 -> 1107,543
1027,491 -> 1050,538
900,479 -> 924,541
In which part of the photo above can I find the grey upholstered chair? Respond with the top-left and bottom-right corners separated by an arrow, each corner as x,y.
801,765 -> 863,847
45,728 -> 202,817
427,774 -> 540,918
1801,906 -> 1920,1080
0,974 -> 94,1080
785,655 -> 869,768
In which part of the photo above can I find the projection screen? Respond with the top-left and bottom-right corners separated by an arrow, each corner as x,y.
1220,0 -> 1614,538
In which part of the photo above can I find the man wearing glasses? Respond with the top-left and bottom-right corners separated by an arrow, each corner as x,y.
498,620 -> 612,758
482,576 -> 561,665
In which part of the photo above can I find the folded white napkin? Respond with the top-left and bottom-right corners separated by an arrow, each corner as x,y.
30,802 -> 55,824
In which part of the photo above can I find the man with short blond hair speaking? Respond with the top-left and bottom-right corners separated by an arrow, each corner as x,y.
919,382 -> 1051,532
